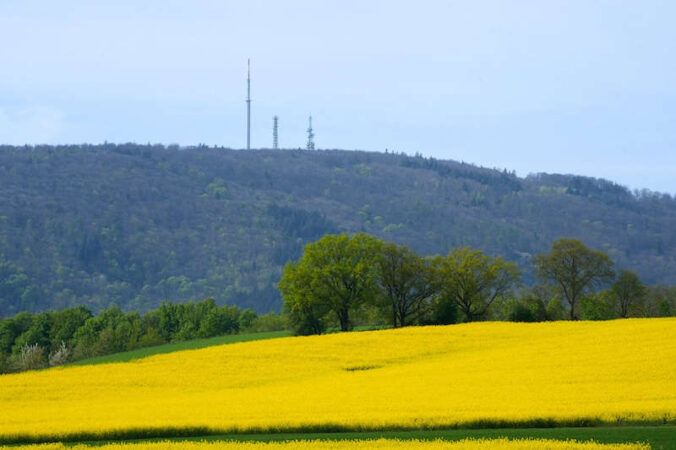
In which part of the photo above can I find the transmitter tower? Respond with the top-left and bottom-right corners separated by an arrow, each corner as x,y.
306,115 -> 315,150
246,59 -> 251,150
273,116 -> 279,149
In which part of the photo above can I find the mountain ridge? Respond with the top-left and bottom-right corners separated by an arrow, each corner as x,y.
0,144 -> 674,316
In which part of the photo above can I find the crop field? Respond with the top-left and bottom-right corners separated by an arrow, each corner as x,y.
0,319 -> 674,446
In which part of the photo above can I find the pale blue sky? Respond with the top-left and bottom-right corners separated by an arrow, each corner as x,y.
1,0 -> 675,193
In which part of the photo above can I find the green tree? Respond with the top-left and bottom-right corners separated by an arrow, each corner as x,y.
611,269 -> 646,318
279,233 -> 383,333
439,247 -> 521,322
279,261 -> 328,335
580,291 -> 616,320
377,243 -> 440,327
534,238 -> 615,320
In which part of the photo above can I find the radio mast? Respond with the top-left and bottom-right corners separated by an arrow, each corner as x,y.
306,115 -> 315,150
246,59 -> 251,150
273,116 -> 279,149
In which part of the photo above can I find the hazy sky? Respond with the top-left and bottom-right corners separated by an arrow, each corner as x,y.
1,1 -> 675,193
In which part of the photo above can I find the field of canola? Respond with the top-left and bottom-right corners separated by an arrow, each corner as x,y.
2,439 -> 652,449
0,319 -> 674,443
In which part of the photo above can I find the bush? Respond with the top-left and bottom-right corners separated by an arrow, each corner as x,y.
580,293 -> 616,321
136,327 -> 166,347
508,301 -> 537,322
48,341 -> 71,366
428,296 -> 458,325
18,343 -> 46,371
247,312 -> 287,332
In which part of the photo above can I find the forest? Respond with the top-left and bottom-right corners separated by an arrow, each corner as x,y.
1,143 -> 675,316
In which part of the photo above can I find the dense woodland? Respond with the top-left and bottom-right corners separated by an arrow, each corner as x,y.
0,298 -> 284,373
1,144 -> 675,317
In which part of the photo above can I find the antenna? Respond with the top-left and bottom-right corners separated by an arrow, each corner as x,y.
246,58 -> 251,150
273,116 -> 279,149
306,115 -> 315,150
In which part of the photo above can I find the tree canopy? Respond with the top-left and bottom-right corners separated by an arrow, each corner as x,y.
535,239 -> 615,320
439,247 -> 521,322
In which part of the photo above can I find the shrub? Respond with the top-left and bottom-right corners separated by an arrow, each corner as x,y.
18,342 -> 46,370
48,341 -> 71,366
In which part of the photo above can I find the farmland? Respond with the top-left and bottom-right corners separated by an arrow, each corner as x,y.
0,319 -> 674,447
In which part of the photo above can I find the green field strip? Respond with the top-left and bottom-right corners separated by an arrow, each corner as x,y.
49,427 -> 676,450
3,423 -> 674,448
67,330 -> 291,366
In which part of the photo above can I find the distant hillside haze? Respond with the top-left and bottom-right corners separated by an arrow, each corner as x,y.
0,144 -> 674,316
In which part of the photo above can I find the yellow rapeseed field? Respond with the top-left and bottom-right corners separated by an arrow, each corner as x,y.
2,439 -> 651,450
0,319 -> 674,441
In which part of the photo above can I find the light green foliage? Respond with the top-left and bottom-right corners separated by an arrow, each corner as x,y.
206,178 -> 228,199
279,233 -> 383,333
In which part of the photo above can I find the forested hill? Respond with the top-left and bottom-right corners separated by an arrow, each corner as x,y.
1,144 -> 675,316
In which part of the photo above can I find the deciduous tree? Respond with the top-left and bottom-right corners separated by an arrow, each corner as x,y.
611,269 -> 646,318
278,233 -> 383,333
439,247 -> 520,322
534,238 -> 615,320
377,243 -> 440,327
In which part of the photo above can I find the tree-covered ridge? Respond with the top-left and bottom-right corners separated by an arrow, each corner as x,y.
0,143 -> 675,316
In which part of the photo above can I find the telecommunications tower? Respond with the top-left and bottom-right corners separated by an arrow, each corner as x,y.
273,116 -> 279,149
306,115 -> 315,150
246,59 -> 251,150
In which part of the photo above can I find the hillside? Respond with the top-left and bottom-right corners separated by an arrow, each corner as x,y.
1,319 -> 674,442
1,144 -> 675,315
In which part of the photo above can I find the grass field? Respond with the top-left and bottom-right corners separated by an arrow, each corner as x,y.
0,319 -> 674,447
68,330 -> 291,366
44,427 -> 675,450
2,437 -> 653,449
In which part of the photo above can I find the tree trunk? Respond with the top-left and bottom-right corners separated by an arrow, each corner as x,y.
338,308 -> 350,331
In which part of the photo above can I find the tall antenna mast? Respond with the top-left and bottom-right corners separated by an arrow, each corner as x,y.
272,116 -> 279,149
246,58 -> 251,150
306,115 -> 315,150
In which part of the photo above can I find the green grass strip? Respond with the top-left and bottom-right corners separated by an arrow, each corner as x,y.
67,330 -> 291,366
37,427 -> 674,450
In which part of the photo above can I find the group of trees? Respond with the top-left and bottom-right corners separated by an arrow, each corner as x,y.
280,234 -> 674,335
0,299 -> 285,374
279,233 -> 522,334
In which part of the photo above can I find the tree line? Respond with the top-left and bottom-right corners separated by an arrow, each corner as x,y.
0,299 -> 285,374
279,233 -> 675,335
2,233 -> 673,373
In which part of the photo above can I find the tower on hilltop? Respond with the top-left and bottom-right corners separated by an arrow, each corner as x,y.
306,115 -> 315,150
246,59 -> 251,150
273,116 -> 279,149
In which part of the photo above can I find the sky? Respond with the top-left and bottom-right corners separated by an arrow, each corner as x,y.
1,0 -> 675,193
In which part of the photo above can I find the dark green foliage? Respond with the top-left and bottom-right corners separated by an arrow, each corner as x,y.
611,269 -> 647,318
428,295 -> 458,325
0,298 -> 282,373
579,292 -> 616,321
535,239 -> 615,320
1,144 -> 675,316
439,247 -> 521,322
377,243 -> 441,327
